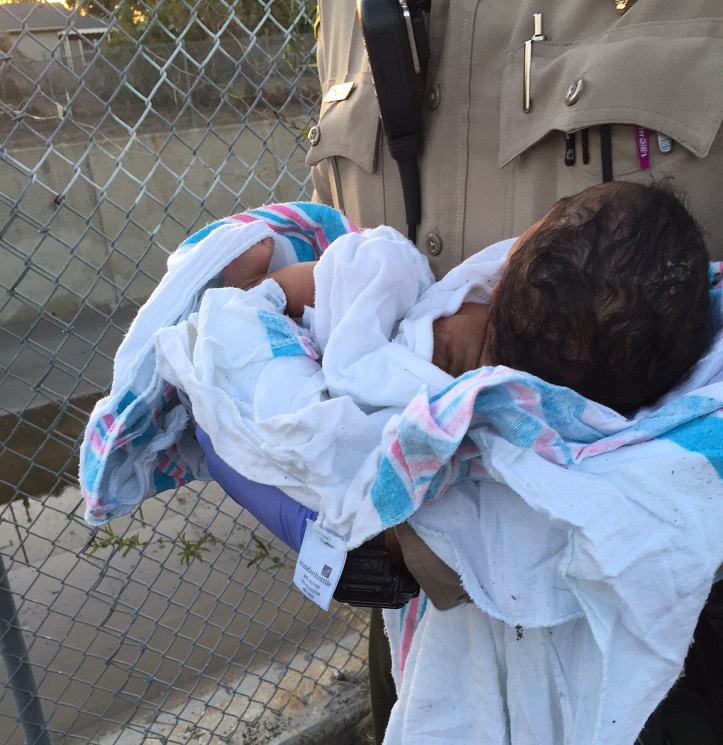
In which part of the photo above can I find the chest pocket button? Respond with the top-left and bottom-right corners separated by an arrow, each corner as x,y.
308,125 -> 321,146
565,78 -> 584,106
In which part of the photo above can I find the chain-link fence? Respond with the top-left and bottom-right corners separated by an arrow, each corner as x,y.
1,2 -> 371,743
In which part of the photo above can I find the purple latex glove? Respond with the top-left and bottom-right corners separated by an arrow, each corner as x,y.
196,425 -> 316,553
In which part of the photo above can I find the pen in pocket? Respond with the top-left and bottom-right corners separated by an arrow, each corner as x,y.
564,132 -> 576,166
635,126 -> 650,170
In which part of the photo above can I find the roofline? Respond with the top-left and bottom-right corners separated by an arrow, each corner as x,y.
3,27 -> 108,35
64,29 -> 109,36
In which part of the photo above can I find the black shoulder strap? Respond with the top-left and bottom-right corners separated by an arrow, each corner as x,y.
357,0 -> 430,242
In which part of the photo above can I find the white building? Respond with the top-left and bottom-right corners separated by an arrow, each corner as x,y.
0,1 -> 108,71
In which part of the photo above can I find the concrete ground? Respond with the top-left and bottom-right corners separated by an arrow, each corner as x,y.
0,303 -> 138,506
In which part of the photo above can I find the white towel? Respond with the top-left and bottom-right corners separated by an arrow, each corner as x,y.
80,203 -> 357,524
376,285 -> 723,744
155,225 -> 501,543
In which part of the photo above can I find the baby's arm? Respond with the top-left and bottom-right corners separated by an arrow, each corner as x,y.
432,302 -> 492,377
222,237 -> 317,317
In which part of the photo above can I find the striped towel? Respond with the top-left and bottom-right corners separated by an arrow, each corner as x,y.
152,223 -> 451,542
80,203 -> 357,526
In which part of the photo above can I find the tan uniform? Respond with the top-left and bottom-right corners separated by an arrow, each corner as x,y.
307,0 -> 723,276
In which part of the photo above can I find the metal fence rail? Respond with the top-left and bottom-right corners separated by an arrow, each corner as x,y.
0,2 -> 369,743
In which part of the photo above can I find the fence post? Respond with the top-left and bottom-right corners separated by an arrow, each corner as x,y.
0,553 -> 52,745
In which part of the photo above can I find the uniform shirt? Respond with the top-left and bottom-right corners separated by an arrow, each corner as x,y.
307,0 -> 723,276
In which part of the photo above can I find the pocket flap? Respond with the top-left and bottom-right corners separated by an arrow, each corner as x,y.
499,19 -> 723,167
305,74 -> 381,174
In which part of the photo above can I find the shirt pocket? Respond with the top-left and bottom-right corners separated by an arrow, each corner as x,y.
498,19 -> 723,170
305,73 -> 381,175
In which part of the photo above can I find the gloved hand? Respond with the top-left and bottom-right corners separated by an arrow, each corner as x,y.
196,425 -> 316,553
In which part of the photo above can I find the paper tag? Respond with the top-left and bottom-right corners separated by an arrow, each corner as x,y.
293,521 -> 347,611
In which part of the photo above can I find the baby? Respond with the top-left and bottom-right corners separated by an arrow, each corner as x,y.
197,180 -> 713,612
223,181 -> 711,415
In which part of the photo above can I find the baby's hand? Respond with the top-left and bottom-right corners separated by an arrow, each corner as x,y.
222,237 -> 274,289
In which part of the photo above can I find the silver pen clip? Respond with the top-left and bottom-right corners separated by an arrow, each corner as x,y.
523,40 -> 533,113
523,13 -> 546,113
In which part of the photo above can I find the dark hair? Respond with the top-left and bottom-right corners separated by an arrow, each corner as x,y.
488,182 -> 711,415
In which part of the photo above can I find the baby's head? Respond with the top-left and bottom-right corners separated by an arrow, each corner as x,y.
487,182 -> 710,414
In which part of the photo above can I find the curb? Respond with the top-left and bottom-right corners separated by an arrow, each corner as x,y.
249,679 -> 371,745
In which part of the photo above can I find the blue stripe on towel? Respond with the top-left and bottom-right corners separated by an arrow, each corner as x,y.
371,457 -> 416,526
664,414 -> 723,481
246,203 -> 354,262
180,219 -> 229,247
299,203 -> 354,243
153,469 -> 179,493
469,383 -> 544,451
258,310 -> 311,358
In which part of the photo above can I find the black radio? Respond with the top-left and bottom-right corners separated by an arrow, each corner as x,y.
357,0 -> 431,242
333,533 -> 420,609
